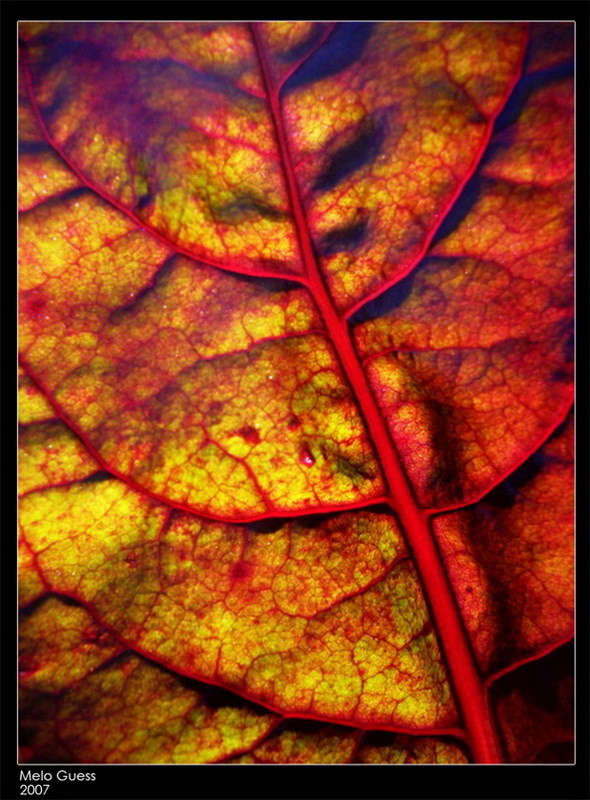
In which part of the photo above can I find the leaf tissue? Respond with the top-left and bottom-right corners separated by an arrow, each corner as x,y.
18,21 -> 573,764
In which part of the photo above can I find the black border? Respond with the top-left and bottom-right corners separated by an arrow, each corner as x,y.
3,3 -> 589,799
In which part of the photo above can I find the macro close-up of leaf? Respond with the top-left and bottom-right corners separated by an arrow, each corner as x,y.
18,20 -> 574,766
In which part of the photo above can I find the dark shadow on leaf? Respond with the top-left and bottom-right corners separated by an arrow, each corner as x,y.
491,640 -> 573,717
226,272 -> 301,294
20,592 -> 82,620
313,117 -> 385,193
484,451 -> 546,508
266,718 -> 326,738
348,264 -> 419,324
319,216 -> 369,257
282,23 -> 375,94
277,23 -> 326,63
79,470 -> 113,484
296,512 -> 340,529
430,174 -> 486,248
19,141 -> 51,155
493,59 -> 574,136
245,518 -> 289,535
108,256 -> 177,324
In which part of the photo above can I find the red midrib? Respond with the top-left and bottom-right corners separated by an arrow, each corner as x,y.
250,22 -> 502,764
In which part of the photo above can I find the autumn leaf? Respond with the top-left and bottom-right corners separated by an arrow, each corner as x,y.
18,21 -> 573,765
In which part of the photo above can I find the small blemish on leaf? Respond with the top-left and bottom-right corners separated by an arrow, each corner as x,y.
207,401 -> 224,423
22,290 -> 47,319
299,446 -> 315,466
136,193 -> 152,212
237,425 -> 260,444
231,560 -> 253,580
82,625 -> 112,646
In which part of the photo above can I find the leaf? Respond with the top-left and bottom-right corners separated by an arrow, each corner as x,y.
20,598 -> 280,764
18,21 -> 573,764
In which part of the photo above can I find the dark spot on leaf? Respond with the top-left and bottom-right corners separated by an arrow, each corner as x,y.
246,518 -> 287,535
82,624 -> 113,646
39,85 -> 69,122
287,415 -> 300,430
334,455 -> 376,482
21,595 -> 80,621
237,425 -> 260,445
212,193 -> 286,224
551,367 -> 573,383
19,596 -> 47,619
416,399 -> 463,504
22,289 -> 47,319
206,401 -> 224,424
229,272 -> 300,293
313,117 -> 386,192
80,471 -> 112,484
19,652 -> 37,672
136,58 -> 261,106
135,192 -> 153,212
231,560 -> 253,580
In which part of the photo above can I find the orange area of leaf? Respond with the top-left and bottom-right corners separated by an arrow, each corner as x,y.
283,22 -> 527,311
355,76 -> 573,508
19,421 -> 98,495
20,598 -> 280,763
20,22 -> 298,275
18,367 -> 55,425
19,139 -> 383,515
20,467 -> 455,730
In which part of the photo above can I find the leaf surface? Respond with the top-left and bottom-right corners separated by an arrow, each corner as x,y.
19,21 -> 574,764
19,459 -> 453,730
